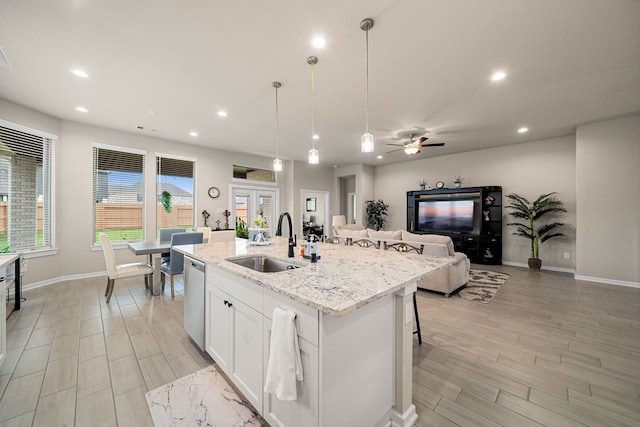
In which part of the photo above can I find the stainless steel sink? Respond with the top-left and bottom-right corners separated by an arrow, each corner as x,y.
225,255 -> 304,273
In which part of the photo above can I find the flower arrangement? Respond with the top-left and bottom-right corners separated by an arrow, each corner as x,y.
202,209 -> 210,227
253,216 -> 268,228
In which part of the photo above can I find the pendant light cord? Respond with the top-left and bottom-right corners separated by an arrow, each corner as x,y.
275,85 -> 280,158
365,28 -> 369,134
311,62 -> 316,149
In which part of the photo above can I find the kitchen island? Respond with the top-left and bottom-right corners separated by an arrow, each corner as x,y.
177,238 -> 453,427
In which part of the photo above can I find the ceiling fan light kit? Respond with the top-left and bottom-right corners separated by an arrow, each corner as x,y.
360,18 -> 375,153
272,81 -> 283,172
308,56 -> 320,164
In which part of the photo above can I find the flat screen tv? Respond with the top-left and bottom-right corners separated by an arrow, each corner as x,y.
416,199 -> 477,234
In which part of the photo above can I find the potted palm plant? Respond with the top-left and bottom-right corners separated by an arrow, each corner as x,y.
506,192 -> 567,270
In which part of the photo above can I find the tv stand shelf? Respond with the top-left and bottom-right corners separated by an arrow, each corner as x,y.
407,186 -> 502,265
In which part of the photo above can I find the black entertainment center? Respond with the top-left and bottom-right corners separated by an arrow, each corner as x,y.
407,186 -> 502,264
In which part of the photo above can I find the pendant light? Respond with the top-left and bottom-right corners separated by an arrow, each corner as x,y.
272,81 -> 283,172
308,56 -> 319,164
360,18 -> 375,153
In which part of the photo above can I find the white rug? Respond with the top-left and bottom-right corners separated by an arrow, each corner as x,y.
457,269 -> 510,303
145,365 -> 264,426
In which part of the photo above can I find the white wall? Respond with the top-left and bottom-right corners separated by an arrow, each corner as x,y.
289,161 -> 334,237
576,115 -> 640,285
375,136 -> 577,270
1,99 -> 290,284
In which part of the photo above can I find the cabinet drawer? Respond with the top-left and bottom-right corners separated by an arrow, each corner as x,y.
207,266 -> 263,312
264,290 -> 319,346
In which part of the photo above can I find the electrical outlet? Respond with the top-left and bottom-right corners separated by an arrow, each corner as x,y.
405,302 -> 413,324
564,252 -> 570,259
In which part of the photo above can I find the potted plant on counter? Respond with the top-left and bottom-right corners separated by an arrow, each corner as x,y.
365,199 -> 389,231
506,192 -> 567,270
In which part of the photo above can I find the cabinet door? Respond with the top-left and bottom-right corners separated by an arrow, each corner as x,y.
229,297 -> 264,411
0,266 -> 6,368
262,322 -> 319,427
205,284 -> 231,372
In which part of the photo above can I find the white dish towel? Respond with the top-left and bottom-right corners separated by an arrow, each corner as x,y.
264,307 -> 304,401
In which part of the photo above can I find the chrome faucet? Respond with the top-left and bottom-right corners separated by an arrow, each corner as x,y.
276,212 -> 296,257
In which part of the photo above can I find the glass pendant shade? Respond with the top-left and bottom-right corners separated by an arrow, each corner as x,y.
308,147 -> 319,164
361,132 -> 375,153
273,157 -> 283,172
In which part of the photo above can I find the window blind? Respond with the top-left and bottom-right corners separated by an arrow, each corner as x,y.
93,145 -> 145,243
0,122 -> 55,251
156,155 -> 195,236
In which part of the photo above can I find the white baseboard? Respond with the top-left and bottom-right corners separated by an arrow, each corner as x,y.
574,275 -> 640,289
8,271 -> 106,296
501,261 -> 575,274
501,261 -> 639,288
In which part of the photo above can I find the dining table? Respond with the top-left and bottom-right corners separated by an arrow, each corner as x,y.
127,241 -> 171,296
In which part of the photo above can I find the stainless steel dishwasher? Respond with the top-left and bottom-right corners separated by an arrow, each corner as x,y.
183,256 -> 205,351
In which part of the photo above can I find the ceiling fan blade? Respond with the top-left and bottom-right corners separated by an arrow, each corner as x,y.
420,142 -> 445,147
385,143 -> 405,147
386,147 -> 404,153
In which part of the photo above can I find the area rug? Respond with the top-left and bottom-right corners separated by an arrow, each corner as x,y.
457,269 -> 510,303
145,364 -> 264,426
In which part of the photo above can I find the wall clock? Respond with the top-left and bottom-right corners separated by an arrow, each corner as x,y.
436,181 -> 445,189
208,186 -> 220,199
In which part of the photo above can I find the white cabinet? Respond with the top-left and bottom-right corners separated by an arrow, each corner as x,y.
205,283 -> 231,370
205,269 -> 263,411
0,266 -> 6,368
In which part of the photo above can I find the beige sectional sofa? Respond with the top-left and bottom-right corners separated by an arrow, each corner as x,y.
335,225 -> 470,297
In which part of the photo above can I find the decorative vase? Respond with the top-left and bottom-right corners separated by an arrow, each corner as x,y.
528,258 -> 542,271
420,184 -> 426,190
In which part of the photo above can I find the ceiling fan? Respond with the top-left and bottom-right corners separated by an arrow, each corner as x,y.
386,133 -> 445,155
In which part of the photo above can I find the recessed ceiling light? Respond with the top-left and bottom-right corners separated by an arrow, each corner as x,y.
312,37 -> 326,48
491,71 -> 506,81
189,131 -> 198,137
518,127 -> 528,133
217,111 -> 227,117
312,134 -> 319,140
376,155 -> 383,159
71,69 -> 90,79
75,106 -> 88,113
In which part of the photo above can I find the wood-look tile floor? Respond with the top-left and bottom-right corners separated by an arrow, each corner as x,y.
1,265 -> 639,426
0,275 -> 213,426
413,265 -> 640,427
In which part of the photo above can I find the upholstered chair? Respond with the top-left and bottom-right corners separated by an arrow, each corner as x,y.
99,233 -> 154,303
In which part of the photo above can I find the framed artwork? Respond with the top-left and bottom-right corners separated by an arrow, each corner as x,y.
306,197 -> 316,212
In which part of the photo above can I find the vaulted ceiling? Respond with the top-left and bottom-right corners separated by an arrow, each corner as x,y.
0,0 -> 638,166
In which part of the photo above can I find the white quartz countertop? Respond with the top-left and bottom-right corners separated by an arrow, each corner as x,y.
0,253 -> 19,269
175,237 -> 453,317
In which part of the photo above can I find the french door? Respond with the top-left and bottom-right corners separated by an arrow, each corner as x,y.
231,186 -> 278,234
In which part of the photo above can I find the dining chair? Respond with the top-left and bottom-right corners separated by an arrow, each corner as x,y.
99,233 -> 154,303
383,241 -> 424,345
159,228 -> 186,264
208,230 -> 236,243
161,232 -> 204,297
349,238 -> 380,249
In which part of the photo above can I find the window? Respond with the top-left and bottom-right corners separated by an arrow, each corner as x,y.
0,119 -> 56,252
156,154 -> 195,238
93,144 -> 146,243
233,165 -> 276,182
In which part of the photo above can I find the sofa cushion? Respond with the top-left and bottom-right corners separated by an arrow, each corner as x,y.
338,228 -> 369,238
341,224 -> 365,231
401,231 -> 455,256
368,229 -> 402,240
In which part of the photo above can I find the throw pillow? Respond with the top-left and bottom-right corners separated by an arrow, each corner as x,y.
368,229 -> 402,240
339,228 -> 369,238
401,230 -> 455,256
